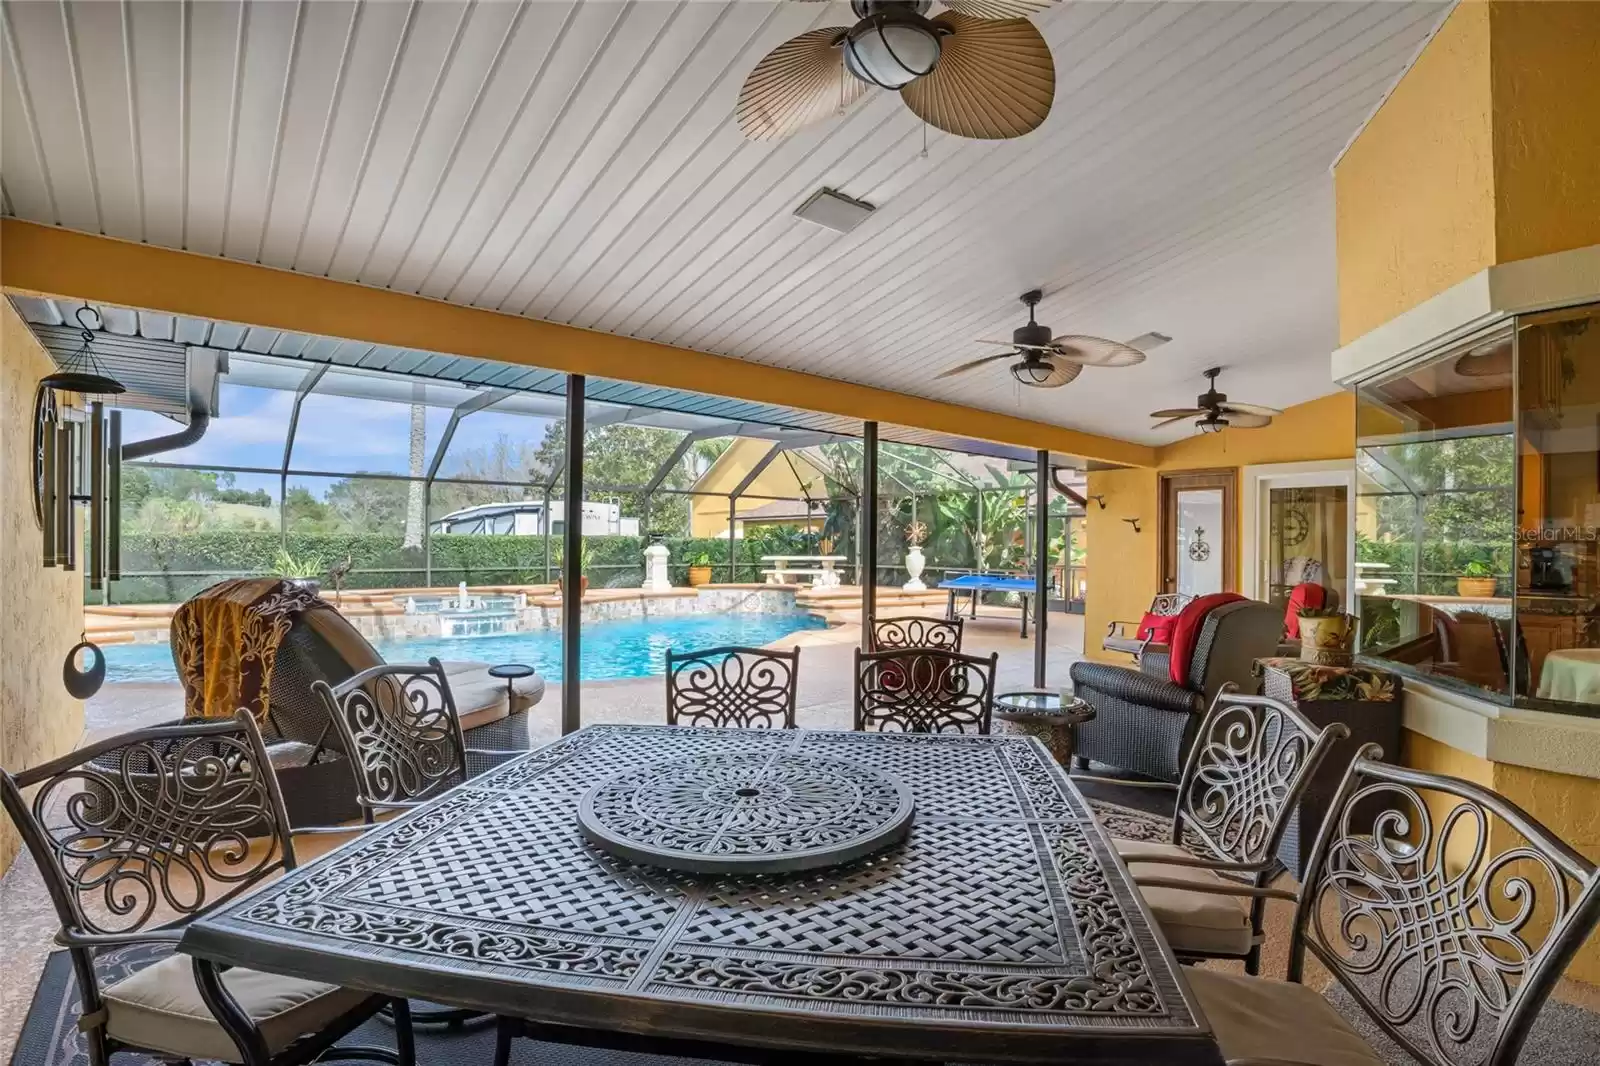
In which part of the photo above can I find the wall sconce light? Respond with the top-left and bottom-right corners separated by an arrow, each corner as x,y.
1087,494 -> 1107,510
1122,517 -> 1142,534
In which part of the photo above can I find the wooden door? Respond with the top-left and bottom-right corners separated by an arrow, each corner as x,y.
1160,469 -> 1237,596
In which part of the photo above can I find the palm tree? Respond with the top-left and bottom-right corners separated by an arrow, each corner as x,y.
403,385 -> 426,551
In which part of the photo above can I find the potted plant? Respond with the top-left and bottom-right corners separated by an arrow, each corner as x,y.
557,542 -> 592,599
903,520 -> 929,591
1457,560 -> 1497,599
1297,606 -> 1356,666
687,551 -> 714,588
273,549 -> 325,595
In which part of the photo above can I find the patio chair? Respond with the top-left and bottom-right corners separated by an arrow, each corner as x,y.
1070,597 -> 1282,781
313,659 -> 529,1028
854,647 -> 998,734
664,645 -> 801,728
1182,751 -> 1600,1066
0,711 -> 414,1066
313,658 -> 527,822
867,613 -> 965,652
1112,688 -> 1350,975
1102,592 -> 1191,659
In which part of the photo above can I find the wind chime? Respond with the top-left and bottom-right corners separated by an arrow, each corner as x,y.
37,306 -> 126,697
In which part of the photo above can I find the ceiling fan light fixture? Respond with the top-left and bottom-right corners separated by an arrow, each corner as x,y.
1010,360 -> 1056,386
1197,417 -> 1227,435
843,9 -> 942,89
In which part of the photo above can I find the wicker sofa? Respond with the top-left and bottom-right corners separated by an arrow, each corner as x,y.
1069,599 -> 1282,781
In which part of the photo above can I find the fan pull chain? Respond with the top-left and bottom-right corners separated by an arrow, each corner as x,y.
920,120 -> 929,159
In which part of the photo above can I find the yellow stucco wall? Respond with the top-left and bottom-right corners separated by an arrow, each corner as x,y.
688,440 -> 831,538
1334,1 -> 1496,345
0,300 -> 86,876
1081,392 -> 1355,662
1334,1 -> 1600,345
1488,1 -> 1600,264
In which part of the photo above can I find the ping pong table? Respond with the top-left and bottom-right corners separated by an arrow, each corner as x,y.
939,572 -> 1039,638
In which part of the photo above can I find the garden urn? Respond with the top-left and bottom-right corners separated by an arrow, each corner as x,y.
903,545 -> 927,591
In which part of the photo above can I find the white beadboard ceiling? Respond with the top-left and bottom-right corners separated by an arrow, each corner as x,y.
0,0 -> 1447,447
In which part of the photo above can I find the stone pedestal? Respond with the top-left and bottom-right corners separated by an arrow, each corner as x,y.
643,543 -> 671,592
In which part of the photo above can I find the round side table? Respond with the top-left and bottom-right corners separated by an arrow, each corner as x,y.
487,663 -> 536,707
994,691 -> 1095,766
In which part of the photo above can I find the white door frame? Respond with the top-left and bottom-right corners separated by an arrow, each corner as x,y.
1241,459 -> 1356,606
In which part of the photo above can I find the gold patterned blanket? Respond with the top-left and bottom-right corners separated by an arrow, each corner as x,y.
171,578 -> 326,723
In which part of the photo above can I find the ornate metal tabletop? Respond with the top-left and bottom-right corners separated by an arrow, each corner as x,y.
181,726 -> 1219,1064
578,751 -> 915,874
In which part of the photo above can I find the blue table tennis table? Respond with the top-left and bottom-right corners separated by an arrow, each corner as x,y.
939,572 -> 1039,638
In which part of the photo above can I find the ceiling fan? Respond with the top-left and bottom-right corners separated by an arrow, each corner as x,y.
1149,367 -> 1282,434
935,290 -> 1154,389
737,1 -> 1058,143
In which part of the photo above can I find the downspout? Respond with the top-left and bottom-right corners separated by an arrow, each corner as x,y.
121,411 -> 211,461
1050,467 -> 1087,509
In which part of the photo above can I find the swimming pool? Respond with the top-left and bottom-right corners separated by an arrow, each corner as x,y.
100,612 -> 829,684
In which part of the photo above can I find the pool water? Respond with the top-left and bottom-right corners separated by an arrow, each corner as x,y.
101,612 -> 828,685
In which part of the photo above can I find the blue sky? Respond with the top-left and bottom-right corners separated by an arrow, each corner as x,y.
123,384 -> 556,499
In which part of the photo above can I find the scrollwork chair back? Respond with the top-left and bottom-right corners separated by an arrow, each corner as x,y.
853,647 -> 997,734
0,712 -> 301,1061
1174,689 -> 1348,866
665,645 -> 800,728
868,614 -> 965,652
1289,752 -> 1600,1066
314,658 -> 469,821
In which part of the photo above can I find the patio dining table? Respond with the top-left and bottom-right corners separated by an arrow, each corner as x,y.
181,725 -> 1220,1065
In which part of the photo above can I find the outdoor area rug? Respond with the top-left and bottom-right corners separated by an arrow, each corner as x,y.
12,798 -> 1600,1066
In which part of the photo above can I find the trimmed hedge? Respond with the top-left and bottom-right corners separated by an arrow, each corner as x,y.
104,530 -> 834,604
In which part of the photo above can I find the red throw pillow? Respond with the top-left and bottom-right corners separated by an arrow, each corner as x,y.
1136,611 -> 1178,646
1167,592 -> 1246,685
1283,583 -> 1328,639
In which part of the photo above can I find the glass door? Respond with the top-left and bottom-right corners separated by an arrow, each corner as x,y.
1160,470 -> 1236,596
1263,484 -> 1349,610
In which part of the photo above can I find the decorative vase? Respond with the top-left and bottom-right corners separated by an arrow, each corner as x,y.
903,546 -> 926,591
1456,576 -> 1497,598
687,565 -> 713,587
1298,613 -> 1356,666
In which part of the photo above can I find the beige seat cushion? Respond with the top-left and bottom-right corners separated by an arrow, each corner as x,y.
1113,837 -> 1252,956
104,953 -> 370,1063
1187,967 -> 1384,1066
440,662 -> 546,728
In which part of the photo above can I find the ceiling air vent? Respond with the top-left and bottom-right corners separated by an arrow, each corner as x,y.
793,188 -> 875,234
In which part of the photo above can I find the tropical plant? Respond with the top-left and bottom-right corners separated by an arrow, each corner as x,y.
272,548 -> 325,579
1462,559 -> 1494,577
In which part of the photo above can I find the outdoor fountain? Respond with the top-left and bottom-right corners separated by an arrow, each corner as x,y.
395,583 -> 521,637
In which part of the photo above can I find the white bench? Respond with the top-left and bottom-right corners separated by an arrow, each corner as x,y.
762,555 -> 846,587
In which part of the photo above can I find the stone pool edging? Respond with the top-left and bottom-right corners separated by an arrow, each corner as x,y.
86,585 -> 831,645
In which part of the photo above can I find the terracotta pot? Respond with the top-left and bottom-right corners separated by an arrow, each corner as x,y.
557,576 -> 589,598
687,565 -> 713,587
1298,613 -> 1355,666
1456,576 -> 1497,598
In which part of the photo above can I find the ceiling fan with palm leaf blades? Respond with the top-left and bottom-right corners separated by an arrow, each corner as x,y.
935,290 -> 1155,388
737,1 -> 1059,142
1149,367 -> 1282,434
